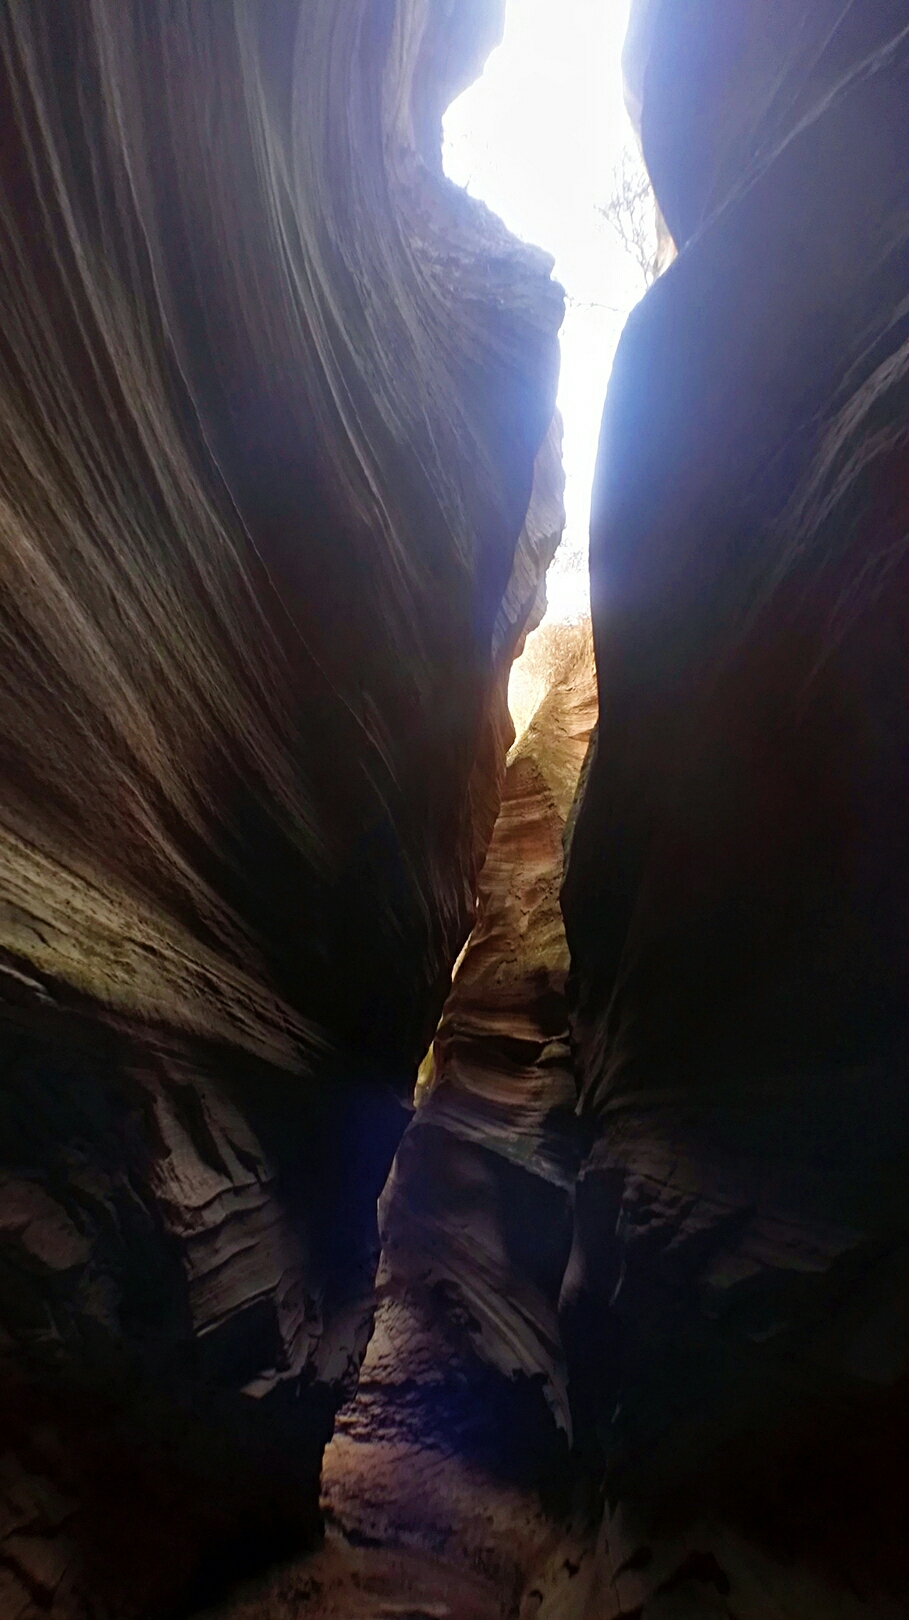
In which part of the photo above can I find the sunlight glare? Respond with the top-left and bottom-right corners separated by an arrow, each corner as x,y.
443,0 -> 640,626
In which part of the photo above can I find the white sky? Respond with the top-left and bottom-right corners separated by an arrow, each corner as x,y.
443,0 -> 641,623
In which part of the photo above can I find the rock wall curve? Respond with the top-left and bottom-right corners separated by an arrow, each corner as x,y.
562,4 -> 909,1614
0,3 -> 563,1614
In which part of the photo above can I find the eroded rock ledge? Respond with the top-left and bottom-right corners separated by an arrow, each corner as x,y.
0,3 -> 562,1614
319,626 -> 598,1615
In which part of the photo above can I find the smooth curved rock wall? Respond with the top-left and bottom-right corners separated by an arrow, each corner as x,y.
562,3 -> 909,1613
0,3 -> 562,1614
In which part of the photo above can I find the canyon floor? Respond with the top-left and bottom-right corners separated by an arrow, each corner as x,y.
193,1531 -> 501,1620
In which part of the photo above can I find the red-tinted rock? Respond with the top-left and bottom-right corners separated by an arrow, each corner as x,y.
320,627 -> 599,1614
0,2 -> 562,1613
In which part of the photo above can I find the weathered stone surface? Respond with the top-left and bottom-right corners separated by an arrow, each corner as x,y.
562,2 -> 909,1612
319,628 -> 599,1615
190,1532 -> 504,1620
0,1 -> 562,1612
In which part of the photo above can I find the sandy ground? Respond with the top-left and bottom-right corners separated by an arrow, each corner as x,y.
192,1529 -> 503,1620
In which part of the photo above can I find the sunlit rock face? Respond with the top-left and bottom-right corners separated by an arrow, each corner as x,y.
320,630 -> 599,1615
0,2 -> 562,1613
562,2 -> 909,1613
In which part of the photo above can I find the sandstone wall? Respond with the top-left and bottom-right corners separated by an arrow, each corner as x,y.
562,4 -> 909,1613
0,4 -> 562,1614
321,627 -> 598,1615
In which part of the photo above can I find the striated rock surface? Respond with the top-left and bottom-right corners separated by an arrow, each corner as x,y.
0,2 -> 562,1613
320,627 -> 599,1615
562,2 -> 909,1613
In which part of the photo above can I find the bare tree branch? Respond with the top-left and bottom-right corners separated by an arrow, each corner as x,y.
598,144 -> 662,291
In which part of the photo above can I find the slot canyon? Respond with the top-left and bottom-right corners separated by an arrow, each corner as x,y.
1,3 -> 909,1618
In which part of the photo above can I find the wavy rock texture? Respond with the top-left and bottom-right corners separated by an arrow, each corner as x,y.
0,2 -> 562,1614
318,629 -> 599,1616
562,3 -> 909,1614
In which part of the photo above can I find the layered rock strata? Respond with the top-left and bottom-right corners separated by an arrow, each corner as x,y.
320,627 -> 599,1615
0,2 -> 562,1614
562,2 -> 909,1613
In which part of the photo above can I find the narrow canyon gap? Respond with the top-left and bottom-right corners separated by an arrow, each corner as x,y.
2,4 -> 909,1620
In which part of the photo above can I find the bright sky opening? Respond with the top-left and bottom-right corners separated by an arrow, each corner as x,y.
443,0 -> 642,627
